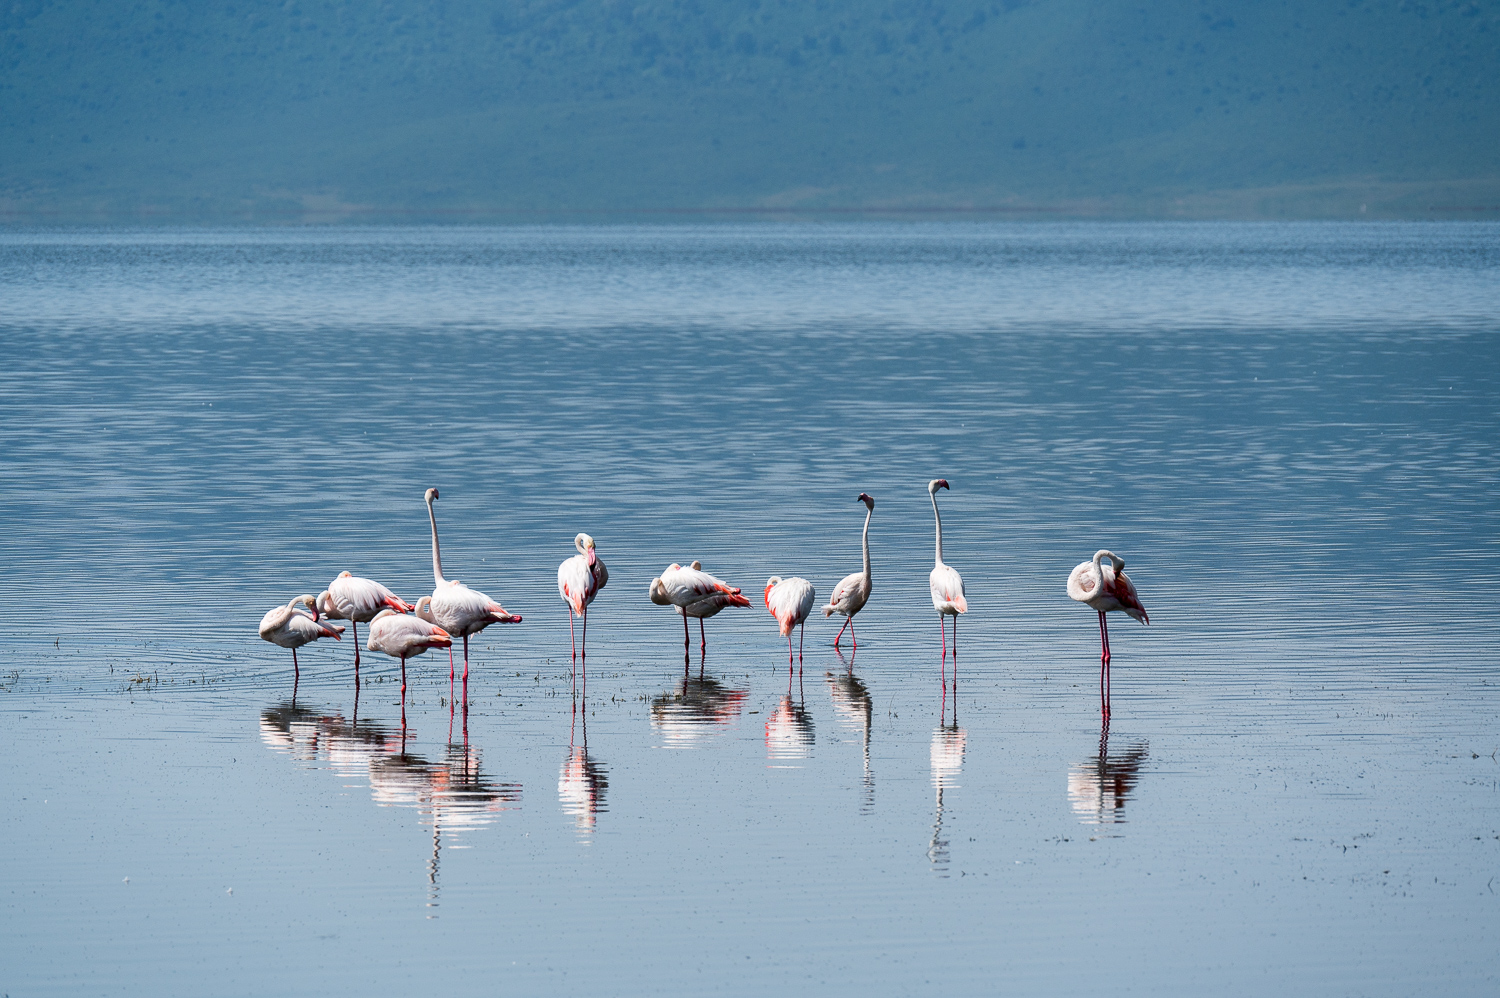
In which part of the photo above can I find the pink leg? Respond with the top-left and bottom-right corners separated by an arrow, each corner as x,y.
400,654 -> 407,697
787,633 -> 793,664
952,616 -> 957,658
292,647 -> 300,681
798,623 -> 805,662
462,634 -> 470,685
581,606 -> 588,690
1097,611 -> 1111,718
448,645 -> 455,684
850,618 -> 858,649
569,609 -> 577,660
699,618 -> 706,652
683,612 -> 690,649
833,617 -> 850,648
940,615 -> 947,660
352,621 -> 360,669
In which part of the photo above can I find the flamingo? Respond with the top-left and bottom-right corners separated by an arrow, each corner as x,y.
1067,549 -> 1149,717
824,493 -> 875,649
557,533 -> 608,665
928,479 -> 967,660
366,607 -> 452,699
649,560 -> 750,657
317,571 -> 414,670
258,594 -> 344,679
416,487 -> 521,690
764,575 -> 816,665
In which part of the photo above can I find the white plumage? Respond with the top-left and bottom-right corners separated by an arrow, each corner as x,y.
824,493 -> 875,649
764,575 -> 816,663
418,487 -> 521,685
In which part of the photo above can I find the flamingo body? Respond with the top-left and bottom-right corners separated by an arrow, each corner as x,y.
558,532 -> 608,666
765,575 -> 816,663
649,561 -> 750,656
317,571 -> 413,670
1067,549 -> 1149,718
823,493 -> 875,649
421,487 -> 522,687
366,607 -> 452,698
259,595 -> 343,650
366,608 -> 452,660
557,533 -> 608,616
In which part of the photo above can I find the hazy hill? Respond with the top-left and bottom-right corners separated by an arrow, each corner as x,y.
2,0 -> 1497,217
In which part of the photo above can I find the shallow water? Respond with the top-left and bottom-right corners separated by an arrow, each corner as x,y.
1,222 -> 1497,995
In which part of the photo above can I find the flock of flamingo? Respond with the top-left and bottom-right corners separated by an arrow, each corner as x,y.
260,481 -> 1150,715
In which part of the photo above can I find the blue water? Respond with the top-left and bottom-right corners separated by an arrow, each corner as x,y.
1,222 -> 1497,995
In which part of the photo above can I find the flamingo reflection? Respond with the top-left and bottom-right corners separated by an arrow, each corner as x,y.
559,703 -> 609,836
650,670 -> 749,748
928,689 -> 967,872
260,700 -> 520,907
1067,718 -> 1148,825
766,669 -> 814,763
825,665 -> 874,810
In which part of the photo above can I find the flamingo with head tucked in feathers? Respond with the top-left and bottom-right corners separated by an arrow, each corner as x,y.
928,479 -> 967,660
558,532 -> 608,667
415,488 -> 521,690
259,594 -> 343,679
765,576 -> 816,665
649,560 -> 750,657
824,493 -> 875,649
366,608 -> 452,704
1067,549 -> 1149,717
317,571 -> 414,671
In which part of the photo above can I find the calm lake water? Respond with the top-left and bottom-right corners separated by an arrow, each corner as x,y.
1,222 -> 1497,996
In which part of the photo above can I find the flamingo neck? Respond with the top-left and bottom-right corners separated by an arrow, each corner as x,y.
427,498 -> 446,585
860,505 -> 872,585
1092,550 -> 1121,597
930,489 -> 945,566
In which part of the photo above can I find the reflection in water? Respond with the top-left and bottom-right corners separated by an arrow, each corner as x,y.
260,700 -> 520,908
1067,719 -> 1149,825
650,671 -> 749,748
559,704 -> 609,838
766,670 -> 814,763
825,668 -> 873,810
928,689 -> 967,873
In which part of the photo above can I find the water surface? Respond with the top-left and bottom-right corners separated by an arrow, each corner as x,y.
1,223 -> 1497,995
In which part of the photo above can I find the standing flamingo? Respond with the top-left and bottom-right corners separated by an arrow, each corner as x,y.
1067,549 -> 1149,717
649,560 -> 750,658
258,594 -> 344,679
928,479 -> 968,660
366,608 -> 452,701
558,532 -> 608,667
824,493 -> 875,649
416,487 -> 522,690
764,575 -> 816,665
317,571 -> 414,671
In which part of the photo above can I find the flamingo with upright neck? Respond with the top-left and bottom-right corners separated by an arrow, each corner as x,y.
416,487 -> 521,692
928,479 -> 967,660
824,493 -> 875,649
1067,549 -> 1149,717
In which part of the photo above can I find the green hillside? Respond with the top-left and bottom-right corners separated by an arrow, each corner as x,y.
2,0 -> 1497,217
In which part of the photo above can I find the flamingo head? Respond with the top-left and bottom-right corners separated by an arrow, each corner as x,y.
316,591 -> 336,618
414,595 -> 435,622
765,576 -> 782,604
690,560 -> 702,571
575,532 -> 597,566
929,479 -> 949,493
857,492 -> 875,509
649,578 -> 671,605
424,487 -> 439,504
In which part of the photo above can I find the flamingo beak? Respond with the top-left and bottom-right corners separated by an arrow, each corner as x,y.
586,547 -> 597,568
